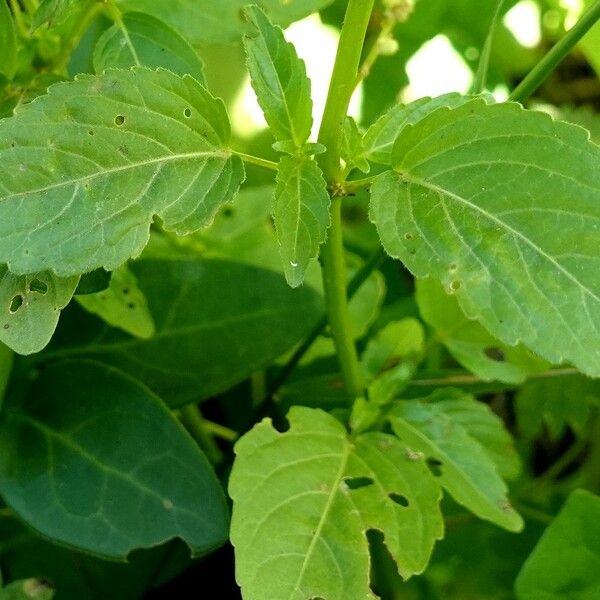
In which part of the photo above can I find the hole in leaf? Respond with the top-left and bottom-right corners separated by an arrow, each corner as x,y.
449,262 -> 457,271
28,279 -> 48,295
343,477 -> 374,490
450,280 -> 461,291
389,493 -> 409,507
426,457 -> 443,477
367,530 -> 404,597
404,232 -> 414,240
88,130 -> 94,136
127,302 -> 135,309
9,295 -> 24,313
3,324 -> 9,329
484,347 -> 505,362
114,114 -> 125,126
183,107 -> 192,118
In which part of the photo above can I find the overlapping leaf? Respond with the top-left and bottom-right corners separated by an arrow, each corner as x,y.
93,12 -> 206,83
0,360 -> 229,559
230,407 -> 443,600
370,99 -> 600,377
389,390 -> 523,531
0,67 -> 244,278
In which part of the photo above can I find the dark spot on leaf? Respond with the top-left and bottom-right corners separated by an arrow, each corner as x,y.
449,263 -> 457,271
183,107 -> 192,118
3,324 -> 9,329
9,295 -> 24,313
127,302 -> 135,309
88,130 -> 94,136
389,493 -> 410,507
343,477 -> 374,490
122,288 -> 130,295
426,457 -> 443,477
222,207 -> 235,218
450,280 -> 461,291
28,279 -> 48,295
10,141 -> 15,148
484,347 -> 505,362
114,114 -> 125,126
404,232 -> 414,240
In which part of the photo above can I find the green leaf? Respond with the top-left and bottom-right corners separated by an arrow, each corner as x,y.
516,489 -> 600,600
118,0 -> 334,45
0,267 -> 79,355
243,5 -> 313,148
93,12 -> 206,84
416,278 -> 548,384
515,374 -> 600,440
0,359 -> 229,559
363,93 -> 472,165
274,156 -> 330,287
76,265 -> 155,339
45,258 -> 323,407
389,390 -> 523,531
230,407 -> 443,599
0,579 -> 54,600
370,99 -> 600,378
0,68 -> 244,278
341,117 -> 370,174
0,1 -> 17,80
0,344 -> 11,406
31,0 -> 91,31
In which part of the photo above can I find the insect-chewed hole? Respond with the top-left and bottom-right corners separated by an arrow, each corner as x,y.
450,280 -> 461,291
388,493 -> 410,507
484,347 -> 505,362
114,114 -> 126,126
88,129 -> 95,136
9,295 -> 24,313
343,477 -> 374,490
426,457 -> 443,477
28,279 -> 48,295
183,107 -> 192,118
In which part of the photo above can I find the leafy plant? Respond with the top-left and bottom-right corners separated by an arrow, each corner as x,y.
1,0 -> 600,598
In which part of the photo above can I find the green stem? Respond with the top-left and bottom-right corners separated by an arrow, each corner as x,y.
317,0 -> 375,403
202,419 -> 238,443
9,0 -> 28,37
471,0 -> 506,94
510,0 -> 600,103
234,151 -> 279,172
179,404 -> 223,464
344,175 -> 377,193
267,247 -> 386,398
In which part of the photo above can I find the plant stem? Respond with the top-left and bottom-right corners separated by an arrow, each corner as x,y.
9,0 -> 28,37
317,0 -> 375,403
234,151 -> 279,172
471,0 -> 506,94
202,419 -> 238,443
179,404 -> 223,464
510,0 -> 600,103
267,247 -> 386,398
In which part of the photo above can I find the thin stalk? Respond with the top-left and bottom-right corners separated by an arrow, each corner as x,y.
202,419 -> 238,443
344,175 -> 377,193
510,0 -> 600,103
179,404 -> 223,464
267,247 -> 386,398
9,0 -> 28,37
234,151 -> 279,172
317,0 -> 375,403
471,0 -> 506,94
355,17 -> 396,87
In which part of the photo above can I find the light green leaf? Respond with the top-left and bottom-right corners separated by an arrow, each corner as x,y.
0,1 -> 17,80
0,344 -> 12,405
416,278 -> 548,384
118,0 -> 334,45
76,265 -> 155,339
426,388 -> 521,480
516,489 -> 600,600
93,12 -> 206,84
230,407 -> 443,600
274,156 -> 330,287
342,117 -> 370,174
370,99 -> 600,378
389,390 -> 523,531
31,0 -> 91,31
515,374 -> 600,440
0,359 -> 229,559
0,68 -> 244,278
363,93 -> 472,165
0,267 -> 79,355
243,5 -> 313,148
44,258 -> 323,407
1,579 -> 54,600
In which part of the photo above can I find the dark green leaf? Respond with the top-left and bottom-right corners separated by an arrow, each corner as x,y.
0,360 -> 229,559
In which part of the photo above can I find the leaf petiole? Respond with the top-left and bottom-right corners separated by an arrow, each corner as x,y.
233,151 -> 279,172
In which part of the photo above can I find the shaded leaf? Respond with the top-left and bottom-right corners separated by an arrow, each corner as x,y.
516,489 -> 600,600
0,267 -> 79,355
341,117 -> 370,174
31,0 -> 88,31
243,5 -> 313,148
389,390 -> 523,531
76,265 -> 154,339
0,343 -> 11,405
1,579 -> 54,600
370,99 -> 600,377
0,68 -> 244,277
0,1 -> 17,80
0,360 -> 229,559
230,407 -> 443,600
416,277 -> 548,384
45,258 -> 323,407
274,156 -> 330,287
93,12 -> 206,84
